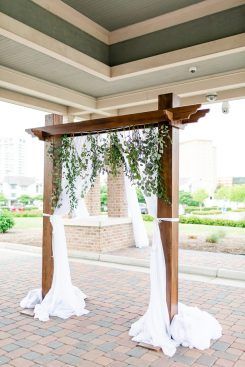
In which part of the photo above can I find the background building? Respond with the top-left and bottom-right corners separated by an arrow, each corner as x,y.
0,137 -> 26,176
180,140 -> 217,196
0,137 -> 43,205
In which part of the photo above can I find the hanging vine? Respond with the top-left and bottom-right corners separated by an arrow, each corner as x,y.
49,124 -> 171,210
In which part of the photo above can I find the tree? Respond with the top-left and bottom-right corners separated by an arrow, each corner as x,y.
179,191 -> 199,206
18,194 -> 33,205
33,194 -> 43,201
0,193 -> 7,205
100,185 -> 107,211
193,189 -> 208,206
230,185 -> 245,203
215,186 -> 231,201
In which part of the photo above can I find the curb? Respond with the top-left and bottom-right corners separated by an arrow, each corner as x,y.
0,242 -> 244,282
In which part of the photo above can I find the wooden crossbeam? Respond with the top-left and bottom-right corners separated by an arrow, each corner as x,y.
26,105 -> 209,140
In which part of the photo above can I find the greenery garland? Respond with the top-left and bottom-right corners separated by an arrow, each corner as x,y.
49,125 -> 170,210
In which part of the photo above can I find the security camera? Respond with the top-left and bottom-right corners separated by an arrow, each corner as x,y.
206,93 -> 218,102
222,101 -> 230,114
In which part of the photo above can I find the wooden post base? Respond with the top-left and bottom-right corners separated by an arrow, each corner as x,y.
20,309 -> 34,317
137,342 -> 161,352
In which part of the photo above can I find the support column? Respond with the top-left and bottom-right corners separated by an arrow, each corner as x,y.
107,169 -> 127,217
42,114 -> 63,298
157,93 -> 180,321
85,176 -> 101,216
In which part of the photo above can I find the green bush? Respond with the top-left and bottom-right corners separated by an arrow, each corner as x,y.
12,210 -> 42,217
191,210 -> 222,215
180,216 -> 245,228
142,214 -> 154,221
0,211 -> 15,233
206,233 -> 220,243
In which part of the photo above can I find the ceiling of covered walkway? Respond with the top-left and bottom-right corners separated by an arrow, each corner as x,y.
0,0 -> 244,118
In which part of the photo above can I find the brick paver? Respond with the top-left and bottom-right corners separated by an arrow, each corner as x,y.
0,248 -> 244,367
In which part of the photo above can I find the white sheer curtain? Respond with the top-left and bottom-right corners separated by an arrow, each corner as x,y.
20,136 -> 92,321
129,194 -> 222,356
124,175 -> 149,248
119,131 -> 149,248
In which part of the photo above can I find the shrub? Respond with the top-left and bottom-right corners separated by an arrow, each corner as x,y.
142,214 -> 154,221
206,233 -> 220,243
191,210 -> 222,215
12,210 -> 42,217
0,211 -> 15,233
180,216 -> 245,228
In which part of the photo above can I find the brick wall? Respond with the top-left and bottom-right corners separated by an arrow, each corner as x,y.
65,220 -> 134,253
85,176 -> 101,216
107,169 -> 128,217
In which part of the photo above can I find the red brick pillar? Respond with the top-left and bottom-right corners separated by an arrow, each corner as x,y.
85,176 -> 101,216
107,169 -> 128,217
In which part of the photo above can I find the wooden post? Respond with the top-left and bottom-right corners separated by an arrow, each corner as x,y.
157,93 -> 180,321
42,114 -> 63,298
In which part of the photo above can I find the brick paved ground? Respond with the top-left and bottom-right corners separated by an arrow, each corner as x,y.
0,249 -> 244,367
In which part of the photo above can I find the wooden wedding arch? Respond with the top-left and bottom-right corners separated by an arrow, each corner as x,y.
27,93 -> 209,321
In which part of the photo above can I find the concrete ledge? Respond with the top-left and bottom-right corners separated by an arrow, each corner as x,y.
179,265 -> 218,277
64,216 -> 132,227
217,268 -> 245,281
0,242 -> 244,282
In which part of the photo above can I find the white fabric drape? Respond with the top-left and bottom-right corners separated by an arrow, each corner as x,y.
20,137 -> 92,321
119,131 -> 149,248
129,194 -> 222,356
124,175 -> 149,248
72,198 -> 89,219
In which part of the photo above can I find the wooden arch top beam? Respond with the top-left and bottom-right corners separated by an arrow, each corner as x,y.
27,104 -> 209,140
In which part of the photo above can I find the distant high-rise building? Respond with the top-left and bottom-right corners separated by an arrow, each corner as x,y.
180,140 -> 217,196
0,137 -> 26,176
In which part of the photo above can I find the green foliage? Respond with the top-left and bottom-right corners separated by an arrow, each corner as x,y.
0,211 -> 14,233
215,186 -> 231,200
180,215 -> 245,228
11,210 -> 42,217
100,185 -> 107,211
33,194 -> 43,201
179,191 -> 199,206
142,214 -> 154,222
215,185 -> 245,203
205,230 -> 226,243
205,233 -> 220,243
192,189 -> 208,205
18,194 -> 33,205
136,188 -> 145,203
230,185 -> 245,203
191,210 -> 222,215
184,206 -> 222,213
0,192 -> 7,204
50,126 -> 171,210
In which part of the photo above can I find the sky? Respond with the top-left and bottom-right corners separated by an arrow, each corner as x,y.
0,98 -> 244,180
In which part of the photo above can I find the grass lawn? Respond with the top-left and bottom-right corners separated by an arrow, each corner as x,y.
13,217 -> 245,239
144,221 -> 245,238
13,217 -> 42,229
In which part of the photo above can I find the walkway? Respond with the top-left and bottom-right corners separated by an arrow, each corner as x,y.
0,248 -> 244,367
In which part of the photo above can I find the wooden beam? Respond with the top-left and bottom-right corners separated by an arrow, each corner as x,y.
157,93 -> 180,321
42,114 -> 63,298
27,105 -> 207,140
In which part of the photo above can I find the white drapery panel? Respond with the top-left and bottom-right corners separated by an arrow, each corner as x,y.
119,131 -> 149,248
20,136 -> 92,321
129,194 -> 222,356
124,175 -> 149,248
71,198 -> 89,219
